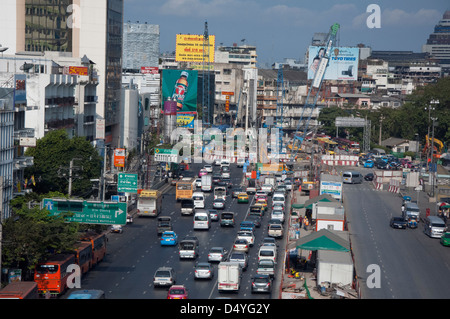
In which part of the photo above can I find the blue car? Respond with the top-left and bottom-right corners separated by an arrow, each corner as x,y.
160,231 -> 178,246
240,221 -> 255,232
364,160 -> 374,168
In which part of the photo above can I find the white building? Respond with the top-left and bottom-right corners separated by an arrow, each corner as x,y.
0,0 -> 124,147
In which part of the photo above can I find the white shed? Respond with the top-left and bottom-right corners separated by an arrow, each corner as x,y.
316,250 -> 353,287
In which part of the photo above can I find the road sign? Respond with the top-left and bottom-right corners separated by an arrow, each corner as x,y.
118,173 -> 138,193
43,198 -> 127,225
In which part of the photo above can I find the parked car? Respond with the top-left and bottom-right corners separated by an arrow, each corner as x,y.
194,262 -> 214,279
440,232 -> 450,247
251,274 -> 272,293
364,173 -> 374,181
167,285 -> 188,299
390,216 -> 407,229
364,160 -> 374,168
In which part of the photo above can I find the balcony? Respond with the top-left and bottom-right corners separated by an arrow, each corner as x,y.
45,96 -> 76,107
13,128 -> 35,140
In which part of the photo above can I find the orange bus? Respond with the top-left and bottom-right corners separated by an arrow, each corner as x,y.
74,242 -> 93,275
34,254 -> 76,297
80,232 -> 107,267
0,281 -> 39,299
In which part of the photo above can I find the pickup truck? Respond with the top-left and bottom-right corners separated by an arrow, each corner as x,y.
178,240 -> 199,259
157,216 -> 172,235
256,259 -> 275,278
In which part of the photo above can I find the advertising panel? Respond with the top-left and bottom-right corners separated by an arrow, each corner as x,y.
114,148 -> 126,167
175,34 -> 215,63
14,74 -> 26,105
176,112 -> 196,128
162,69 -> 198,112
308,46 -> 359,81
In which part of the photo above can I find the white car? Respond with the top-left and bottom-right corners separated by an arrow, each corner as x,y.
195,178 -> 202,188
208,247 -> 228,262
111,224 -> 123,233
271,210 -> 285,223
203,164 -> 213,173
237,231 -> 255,246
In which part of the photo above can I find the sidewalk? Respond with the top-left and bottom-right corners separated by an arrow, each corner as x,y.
277,189 -> 341,300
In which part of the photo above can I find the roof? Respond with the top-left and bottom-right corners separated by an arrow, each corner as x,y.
381,137 -> 409,147
295,229 -> 350,252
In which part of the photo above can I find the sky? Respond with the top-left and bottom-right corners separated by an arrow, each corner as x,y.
124,0 -> 449,68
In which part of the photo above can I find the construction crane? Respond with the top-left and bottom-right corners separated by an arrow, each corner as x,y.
289,23 -> 340,160
276,66 -> 285,154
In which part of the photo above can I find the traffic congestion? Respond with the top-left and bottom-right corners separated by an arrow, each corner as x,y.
99,159 -> 291,299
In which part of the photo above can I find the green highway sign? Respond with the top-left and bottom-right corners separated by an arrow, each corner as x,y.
118,173 -> 138,193
43,198 -> 127,225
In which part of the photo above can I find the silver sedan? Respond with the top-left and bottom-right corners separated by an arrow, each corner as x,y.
194,262 -> 214,279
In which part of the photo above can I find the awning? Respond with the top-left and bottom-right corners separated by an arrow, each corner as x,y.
295,229 -> 350,252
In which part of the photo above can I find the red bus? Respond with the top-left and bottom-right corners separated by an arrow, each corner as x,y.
34,254 -> 76,297
80,232 -> 107,267
74,242 -> 93,275
332,137 -> 360,154
0,281 -> 39,299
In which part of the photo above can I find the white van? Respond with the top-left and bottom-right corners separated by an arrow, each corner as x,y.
424,216 -> 447,238
192,192 -> 205,209
193,210 -> 211,230
258,246 -> 277,264
342,171 -> 363,184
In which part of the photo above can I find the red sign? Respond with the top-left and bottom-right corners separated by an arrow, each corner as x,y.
68,66 -> 88,76
141,66 -> 159,74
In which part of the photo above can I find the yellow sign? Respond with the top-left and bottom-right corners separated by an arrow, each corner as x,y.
176,34 -> 215,63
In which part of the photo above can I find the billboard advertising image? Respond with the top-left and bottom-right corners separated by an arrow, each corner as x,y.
176,112 -> 197,129
308,46 -> 359,81
176,34 -> 215,63
162,69 -> 198,112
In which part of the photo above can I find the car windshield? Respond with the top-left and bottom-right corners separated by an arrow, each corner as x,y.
36,264 -> 59,274
254,277 -> 269,283
169,288 -> 185,295
155,270 -> 171,277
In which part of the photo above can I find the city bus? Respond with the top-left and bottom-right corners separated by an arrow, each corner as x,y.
176,177 -> 196,201
80,232 -> 107,267
137,189 -> 162,217
74,242 -> 93,276
34,254 -> 76,297
332,137 -> 360,154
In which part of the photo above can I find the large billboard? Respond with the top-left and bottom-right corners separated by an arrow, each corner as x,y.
175,34 -> 215,63
308,46 -> 359,81
162,69 -> 198,112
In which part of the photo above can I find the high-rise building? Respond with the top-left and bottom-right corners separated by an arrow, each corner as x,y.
123,22 -> 160,72
422,10 -> 450,73
0,0 -> 124,146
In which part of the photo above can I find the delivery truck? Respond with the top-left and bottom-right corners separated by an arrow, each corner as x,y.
218,262 -> 242,292
201,174 -> 212,192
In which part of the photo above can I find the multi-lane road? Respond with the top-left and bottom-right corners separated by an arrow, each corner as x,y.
344,167 -> 450,299
69,162 -> 285,299
63,162 -> 450,300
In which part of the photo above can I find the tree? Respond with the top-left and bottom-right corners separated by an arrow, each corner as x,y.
2,193 -> 79,280
24,130 -> 102,197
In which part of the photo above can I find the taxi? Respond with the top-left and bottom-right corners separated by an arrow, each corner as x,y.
255,198 -> 268,210
160,231 -> 178,246
237,192 -> 249,203
167,285 -> 188,299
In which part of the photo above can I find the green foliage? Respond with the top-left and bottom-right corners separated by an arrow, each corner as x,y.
24,130 -> 102,197
2,195 -> 79,276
